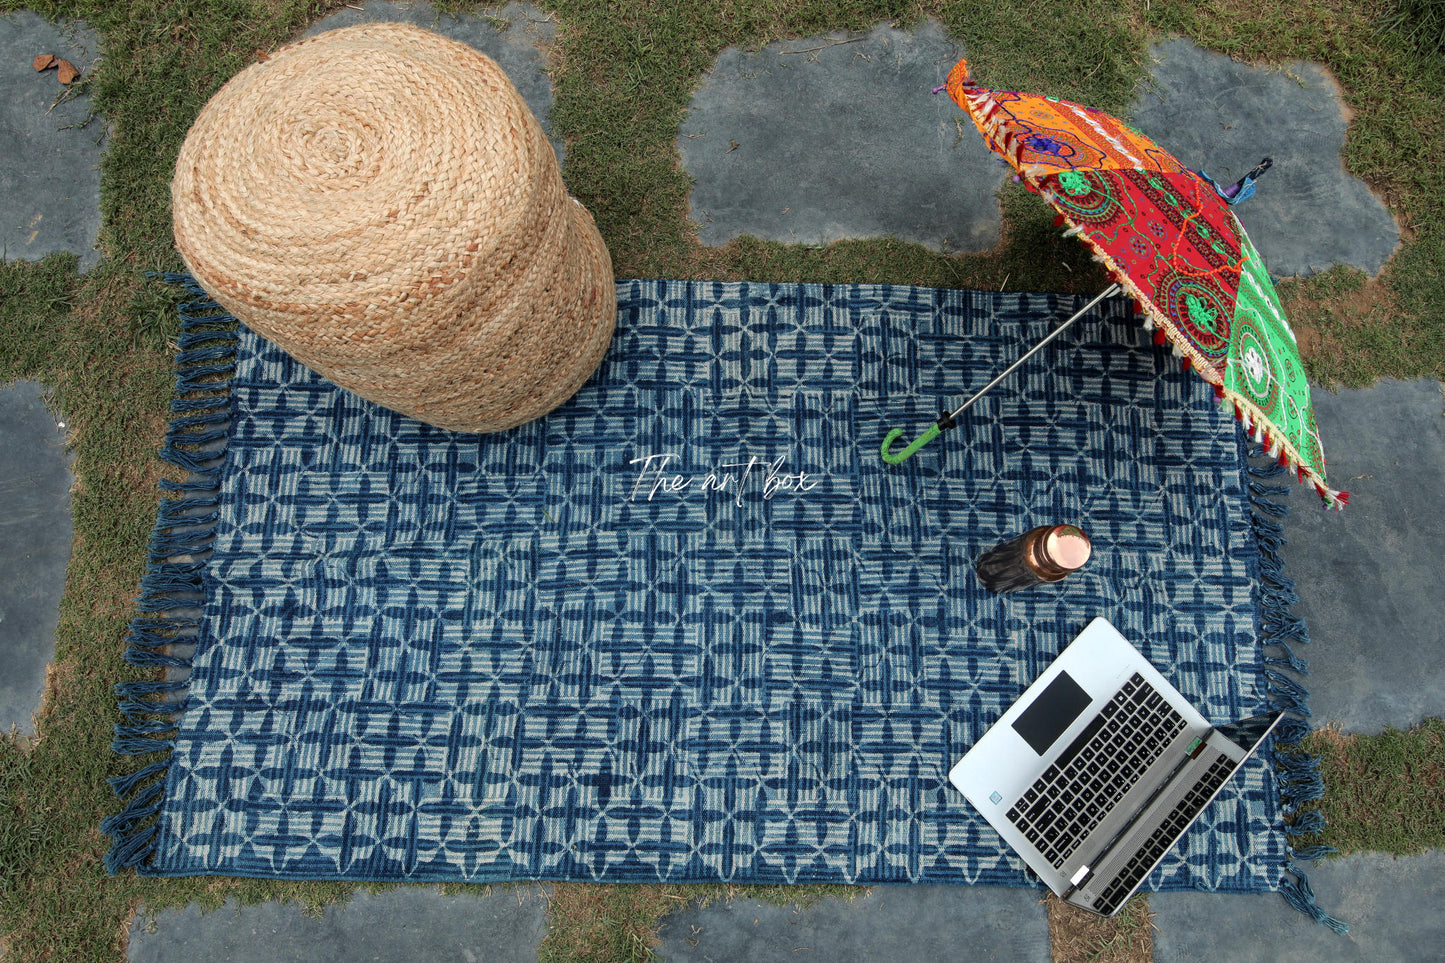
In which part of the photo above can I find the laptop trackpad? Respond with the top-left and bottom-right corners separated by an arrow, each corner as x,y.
1012,670 -> 1092,755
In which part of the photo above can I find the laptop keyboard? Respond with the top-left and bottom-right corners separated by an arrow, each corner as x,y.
1094,750 -> 1235,915
1007,673 -> 1188,869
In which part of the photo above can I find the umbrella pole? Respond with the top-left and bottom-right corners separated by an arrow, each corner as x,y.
880,282 -> 1122,465
945,281 -> 1122,421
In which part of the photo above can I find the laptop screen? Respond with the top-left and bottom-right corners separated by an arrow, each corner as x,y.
1012,670 -> 1091,755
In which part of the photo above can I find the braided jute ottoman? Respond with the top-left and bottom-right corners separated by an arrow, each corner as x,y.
172,22 -> 615,433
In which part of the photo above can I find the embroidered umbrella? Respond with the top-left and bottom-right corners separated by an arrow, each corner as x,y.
881,59 -> 1346,509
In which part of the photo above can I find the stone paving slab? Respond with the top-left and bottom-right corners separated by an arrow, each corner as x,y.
679,19 -> 1004,253
126,886 -> 550,963
0,11 -> 105,271
1277,378 -> 1445,734
0,381 -> 73,737
1131,39 -> 1399,279
1152,851 -> 1445,962
654,886 -> 1050,962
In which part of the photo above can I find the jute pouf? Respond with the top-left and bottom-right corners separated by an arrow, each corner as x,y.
172,22 -> 615,433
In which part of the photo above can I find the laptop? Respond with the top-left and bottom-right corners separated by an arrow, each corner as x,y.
949,616 -> 1283,917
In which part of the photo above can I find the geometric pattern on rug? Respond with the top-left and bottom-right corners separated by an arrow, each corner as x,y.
132,281 -> 1284,889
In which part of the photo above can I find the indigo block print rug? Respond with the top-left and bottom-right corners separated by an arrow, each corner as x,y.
107,280 -> 1326,900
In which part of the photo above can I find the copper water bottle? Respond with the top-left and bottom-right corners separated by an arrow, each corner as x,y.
975,524 -> 1092,593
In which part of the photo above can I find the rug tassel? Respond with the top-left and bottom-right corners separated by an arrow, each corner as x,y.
1272,717 -> 1311,745
1261,575 -> 1301,608
166,411 -> 231,434
174,344 -> 236,365
174,361 -> 237,394
1266,675 -> 1314,718
157,443 -> 226,475
130,612 -> 201,627
1252,494 -> 1289,518
159,476 -> 219,502
1285,809 -> 1327,836
135,556 -> 208,612
176,327 -> 239,351
103,824 -> 159,874
147,527 -> 215,560
1280,870 -> 1351,934
1269,689 -> 1312,719
1264,641 -> 1309,673
107,760 -> 171,798
125,625 -> 198,649
114,721 -> 180,739
1251,460 -> 1288,479
100,782 -> 167,833
137,561 -> 207,593
1278,775 -> 1324,808
154,498 -> 220,530
1252,524 -> 1285,556
169,395 -> 230,414
119,697 -> 189,720
1265,669 -> 1312,708
111,736 -> 179,758
124,630 -> 196,653
1267,615 -> 1312,645
163,425 -> 229,447
1251,479 -> 1290,498
123,649 -> 191,669
158,475 -> 221,493
115,678 -> 190,698
135,593 -> 203,614
1275,751 -> 1326,806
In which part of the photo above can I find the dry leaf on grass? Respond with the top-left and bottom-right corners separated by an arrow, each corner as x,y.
56,59 -> 80,84
33,53 -> 57,71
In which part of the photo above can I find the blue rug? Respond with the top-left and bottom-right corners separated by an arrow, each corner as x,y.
107,279 -> 1327,901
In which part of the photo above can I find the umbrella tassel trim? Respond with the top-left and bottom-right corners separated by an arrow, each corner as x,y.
1230,392 -> 1349,509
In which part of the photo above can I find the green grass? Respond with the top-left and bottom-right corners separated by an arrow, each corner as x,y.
1,1 -> 1443,960
1294,721 -> 1445,856
536,882 -> 862,962
1379,0 -> 1445,55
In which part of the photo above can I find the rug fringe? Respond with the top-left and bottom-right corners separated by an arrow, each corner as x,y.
1247,451 -> 1349,934
1280,868 -> 1352,934
103,274 -> 236,875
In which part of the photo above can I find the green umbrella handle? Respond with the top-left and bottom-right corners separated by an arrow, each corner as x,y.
880,281 -> 1123,467
880,412 -> 956,465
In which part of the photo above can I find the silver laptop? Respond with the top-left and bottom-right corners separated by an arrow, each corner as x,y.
949,616 -> 1283,917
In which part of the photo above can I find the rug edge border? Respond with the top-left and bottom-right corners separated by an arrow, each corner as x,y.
1246,450 -> 1349,933
102,274 -> 238,875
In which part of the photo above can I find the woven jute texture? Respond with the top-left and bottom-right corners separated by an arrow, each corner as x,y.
172,22 -> 615,433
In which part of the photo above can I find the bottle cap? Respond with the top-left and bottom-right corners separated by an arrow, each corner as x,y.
1042,525 -> 1091,572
